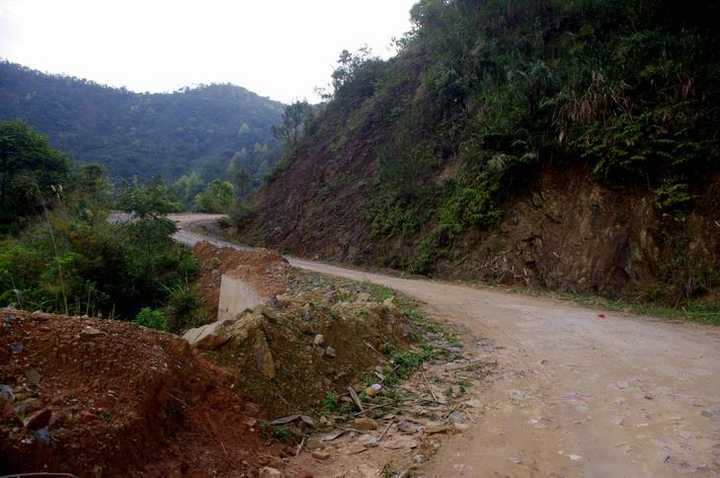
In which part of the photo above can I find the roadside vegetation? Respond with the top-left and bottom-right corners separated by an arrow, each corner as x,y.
0,120 -> 203,332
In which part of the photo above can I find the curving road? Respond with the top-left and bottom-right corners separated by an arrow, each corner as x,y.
172,214 -> 720,477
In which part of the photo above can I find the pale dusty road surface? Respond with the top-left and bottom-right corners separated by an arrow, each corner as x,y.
172,215 -> 720,478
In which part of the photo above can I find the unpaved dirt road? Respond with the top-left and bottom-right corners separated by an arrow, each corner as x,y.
172,214 -> 720,477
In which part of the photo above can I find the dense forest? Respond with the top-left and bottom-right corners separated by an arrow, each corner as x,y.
0,61 -> 283,182
235,0 -> 720,313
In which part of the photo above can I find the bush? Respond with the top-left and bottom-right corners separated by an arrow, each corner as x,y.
133,308 -> 169,331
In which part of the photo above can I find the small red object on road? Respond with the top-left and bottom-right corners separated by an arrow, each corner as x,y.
598,314 -> 607,319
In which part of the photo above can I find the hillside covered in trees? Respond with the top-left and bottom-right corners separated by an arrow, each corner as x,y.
235,0 -> 720,310
0,61 -> 283,181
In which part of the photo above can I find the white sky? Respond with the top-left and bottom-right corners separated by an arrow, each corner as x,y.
0,0 -> 417,103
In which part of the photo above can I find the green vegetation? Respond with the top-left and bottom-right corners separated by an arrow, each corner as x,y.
322,390 -> 340,413
194,180 -> 235,213
239,0 -> 719,312
292,0 -> 719,275
133,308 -> 169,331
0,120 -> 70,232
0,61 -> 283,188
0,124 -> 203,332
514,286 -> 720,326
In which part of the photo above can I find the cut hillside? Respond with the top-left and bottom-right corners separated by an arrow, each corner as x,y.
234,0 -> 720,308
0,308 -> 280,477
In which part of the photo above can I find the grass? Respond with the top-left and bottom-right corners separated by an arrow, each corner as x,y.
322,391 -> 339,413
509,286 -> 720,326
259,421 -> 294,443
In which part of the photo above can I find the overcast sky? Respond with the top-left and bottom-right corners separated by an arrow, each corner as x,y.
0,0 -> 417,103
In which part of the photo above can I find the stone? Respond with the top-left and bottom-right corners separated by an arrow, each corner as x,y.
0,385 -> 14,402
425,424 -> 452,435
324,346 -> 337,358
353,417 -> 378,431
24,368 -> 41,386
311,450 -> 331,461
24,408 -> 52,430
30,311 -> 53,321
382,437 -> 418,450
313,334 -> 326,347
398,420 -> 420,434
252,331 -> 276,380
449,411 -> 467,424
344,443 -> 367,455
365,383 -> 382,398
80,326 -> 103,340
259,467 -> 283,478
453,423 -> 470,432
183,319 -> 237,350
14,398 -> 43,416
355,292 -> 372,303
359,434 -> 379,447
33,426 -> 50,444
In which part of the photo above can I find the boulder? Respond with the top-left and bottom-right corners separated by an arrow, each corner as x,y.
183,319 -> 238,350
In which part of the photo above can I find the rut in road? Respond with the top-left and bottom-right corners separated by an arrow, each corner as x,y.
173,214 -> 720,478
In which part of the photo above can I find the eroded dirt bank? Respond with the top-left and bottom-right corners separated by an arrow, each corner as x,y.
176,214 -> 720,477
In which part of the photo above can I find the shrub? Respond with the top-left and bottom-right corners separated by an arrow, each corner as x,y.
133,308 -> 169,331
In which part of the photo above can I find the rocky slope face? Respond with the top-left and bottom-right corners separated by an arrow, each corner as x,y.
235,1 -> 720,304
238,149 -> 719,301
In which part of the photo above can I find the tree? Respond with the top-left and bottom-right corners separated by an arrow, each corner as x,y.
172,172 -> 205,210
117,179 -> 182,220
0,120 -> 69,228
272,101 -> 314,150
194,180 -> 235,213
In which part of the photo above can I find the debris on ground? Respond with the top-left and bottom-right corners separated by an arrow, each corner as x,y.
0,307 -> 281,477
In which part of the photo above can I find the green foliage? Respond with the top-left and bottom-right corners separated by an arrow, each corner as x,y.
194,180 -> 235,213
133,307 -> 169,331
0,163 -> 199,319
229,201 -> 256,226
654,180 -> 693,218
322,391 -> 339,413
259,422 -> 293,443
117,180 -> 182,218
272,101 -> 314,151
294,0 -> 720,275
0,120 -> 69,230
164,281 -> 205,333
0,62 -> 284,182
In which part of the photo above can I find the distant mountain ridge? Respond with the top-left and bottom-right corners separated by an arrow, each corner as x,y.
0,60 -> 284,180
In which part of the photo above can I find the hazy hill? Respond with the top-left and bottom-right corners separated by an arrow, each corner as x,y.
0,61 -> 284,180
236,0 -> 719,305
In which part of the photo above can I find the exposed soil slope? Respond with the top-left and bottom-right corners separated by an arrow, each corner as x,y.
0,308 -> 277,477
237,156 -> 720,300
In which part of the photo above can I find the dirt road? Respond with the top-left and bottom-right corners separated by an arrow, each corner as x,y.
172,215 -> 720,477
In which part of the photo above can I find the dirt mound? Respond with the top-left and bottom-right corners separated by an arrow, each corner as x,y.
193,241 -> 290,319
186,242 -> 418,416
0,308 -> 280,477
204,290 -> 414,417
